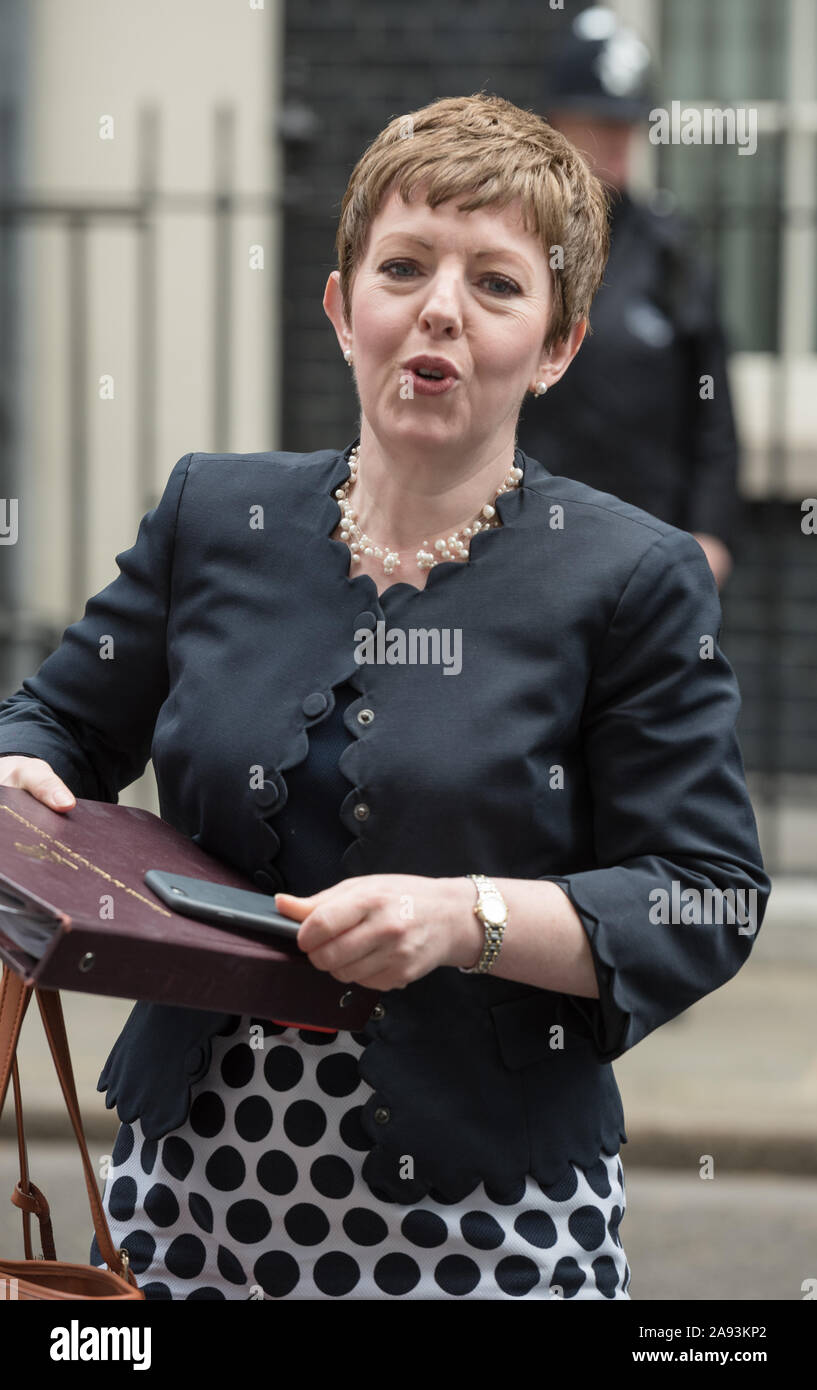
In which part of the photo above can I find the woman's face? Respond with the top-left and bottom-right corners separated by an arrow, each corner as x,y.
324,183 -> 584,461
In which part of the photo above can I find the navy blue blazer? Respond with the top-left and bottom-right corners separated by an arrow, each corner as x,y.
0,440 -> 771,1203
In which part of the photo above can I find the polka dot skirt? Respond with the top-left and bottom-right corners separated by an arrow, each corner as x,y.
91,1016 -> 631,1300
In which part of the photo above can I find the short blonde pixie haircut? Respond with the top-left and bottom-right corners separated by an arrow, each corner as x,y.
334,92 -> 611,354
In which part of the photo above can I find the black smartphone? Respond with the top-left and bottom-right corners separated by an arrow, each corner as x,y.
144,870 -> 301,942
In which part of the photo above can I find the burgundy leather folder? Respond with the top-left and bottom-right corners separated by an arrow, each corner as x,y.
0,787 -> 379,1030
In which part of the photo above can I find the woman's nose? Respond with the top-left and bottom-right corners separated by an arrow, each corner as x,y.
418,274 -> 463,332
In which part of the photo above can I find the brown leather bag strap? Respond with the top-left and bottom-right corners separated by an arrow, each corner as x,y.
10,1056 -> 57,1259
34,984 -> 127,1274
0,967 -> 44,1258
0,964 -> 129,1279
0,963 -> 32,1114
10,1173 -> 56,1260
11,1057 -> 33,1259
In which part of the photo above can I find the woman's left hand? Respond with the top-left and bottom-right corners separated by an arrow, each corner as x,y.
276,874 -> 478,992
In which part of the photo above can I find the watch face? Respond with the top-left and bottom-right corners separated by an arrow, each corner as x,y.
482,893 -> 506,925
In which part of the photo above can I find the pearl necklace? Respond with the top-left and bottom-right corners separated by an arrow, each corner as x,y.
334,445 -> 524,577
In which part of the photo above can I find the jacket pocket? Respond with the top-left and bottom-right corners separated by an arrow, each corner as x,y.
489,990 -> 628,1185
490,990 -> 596,1070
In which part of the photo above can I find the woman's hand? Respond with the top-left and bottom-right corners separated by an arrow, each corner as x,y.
0,755 -> 76,812
277,874 -> 480,993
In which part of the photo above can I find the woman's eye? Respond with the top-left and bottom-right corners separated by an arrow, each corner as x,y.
378,261 -> 520,296
380,260 -> 417,278
481,275 -> 519,296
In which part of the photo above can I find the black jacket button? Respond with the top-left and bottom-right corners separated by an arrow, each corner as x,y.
302,692 -> 328,717
255,780 -> 280,808
374,1106 -> 390,1124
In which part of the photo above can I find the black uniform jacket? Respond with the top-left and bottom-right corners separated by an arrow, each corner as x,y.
0,440 -> 771,1203
516,189 -> 741,552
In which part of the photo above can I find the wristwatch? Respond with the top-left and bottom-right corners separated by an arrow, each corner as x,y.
458,873 -> 509,974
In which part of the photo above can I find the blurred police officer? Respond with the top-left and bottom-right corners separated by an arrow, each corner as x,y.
517,5 -> 738,588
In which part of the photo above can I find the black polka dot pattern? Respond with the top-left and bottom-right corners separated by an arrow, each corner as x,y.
144,1183 -> 179,1227
112,1122 -> 134,1166
205,1145 -> 245,1192
226,1198 -> 272,1244
108,1175 -> 137,1223
314,1251 -> 359,1296
283,1099 -> 326,1147
460,1210 -> 505,1250
140,1139 -> 157,1176
315,1052 -> 360,1097
217,1244 -> 246,1284
162,1136 -> 193,1181
342,1206 -> 387,1246
257,1149 -> 298,1196
190,1092 -> 225,1139
235,1096 -> 273,1143
285,1203 -> 330,1246
264,1045 -> 304,1091
165,1233 -> 206,1279
310,1156 -> 354,1200
221,1044 -> 255,1089
514,1209 -> 558,1249
435,1254 -> 481,1296
402,1209 -> 448,1249
188,1192 -> 213,1233
92,1014 -> 630,1300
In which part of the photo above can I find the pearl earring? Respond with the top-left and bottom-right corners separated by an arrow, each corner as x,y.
534,381 -> 548,396
344,349 -> 353,365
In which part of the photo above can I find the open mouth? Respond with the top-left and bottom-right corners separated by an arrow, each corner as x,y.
408,367 -> 457,395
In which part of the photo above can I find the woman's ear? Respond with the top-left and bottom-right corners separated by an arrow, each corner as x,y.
323,270 -> 352,356
536,319 -> 587,391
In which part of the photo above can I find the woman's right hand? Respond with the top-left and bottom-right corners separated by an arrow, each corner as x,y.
0,755 -> 77,812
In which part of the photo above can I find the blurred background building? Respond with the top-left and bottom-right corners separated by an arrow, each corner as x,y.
0,0 -> 815,877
